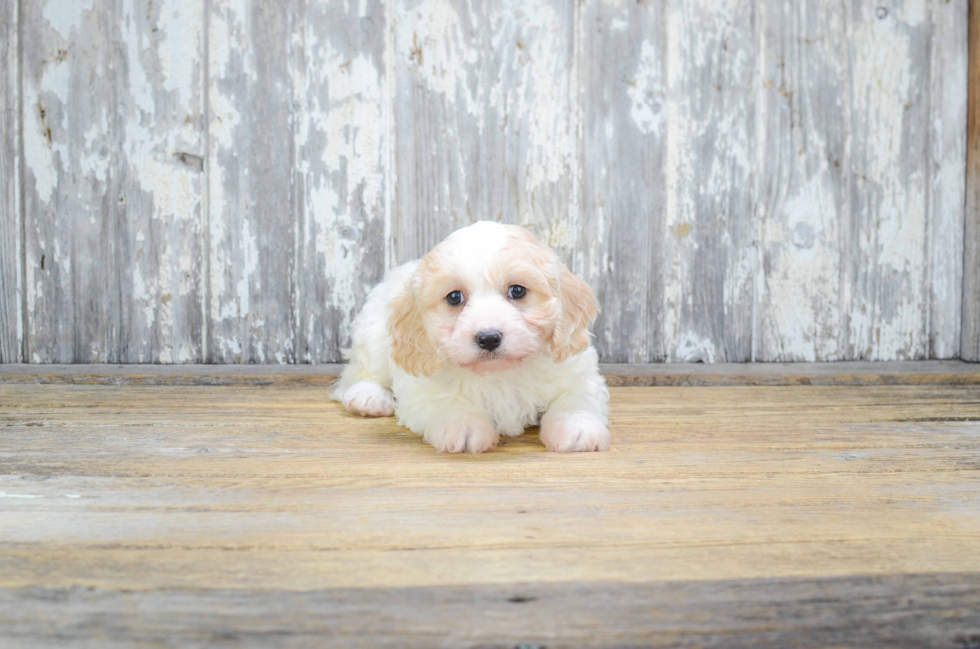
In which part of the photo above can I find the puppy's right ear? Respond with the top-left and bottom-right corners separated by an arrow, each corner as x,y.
388,278 -> 443,377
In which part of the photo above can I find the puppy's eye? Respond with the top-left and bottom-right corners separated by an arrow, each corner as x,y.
507,285 -> 527,300
446,290 -> 465,307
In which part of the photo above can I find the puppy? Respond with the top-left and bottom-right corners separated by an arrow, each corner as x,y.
332,221 -> 610,453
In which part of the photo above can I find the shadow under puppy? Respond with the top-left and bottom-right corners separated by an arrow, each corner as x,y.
332,221 -> 610,453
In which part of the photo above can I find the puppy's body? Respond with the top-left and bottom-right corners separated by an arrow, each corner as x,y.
332,222 -> 610,453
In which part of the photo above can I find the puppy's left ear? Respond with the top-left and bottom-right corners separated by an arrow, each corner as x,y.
550,263 -> 599,363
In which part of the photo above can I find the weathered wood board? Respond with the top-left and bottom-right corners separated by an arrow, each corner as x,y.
207,0 -> 387,364
580,0 -> 665,364
0,0 -> 972,363
2,575 -> 979,648
0,0 -> 19,363
20,0 -> 206,363
1,383 -> 979,645
964,0 -> 980,362
392,0 -> 579,264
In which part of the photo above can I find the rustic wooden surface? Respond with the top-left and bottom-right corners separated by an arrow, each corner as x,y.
1,383 -> 979,646
965,0 -> 980,362
2,575 -> 980,648
3,360 -> 980,387
0,0 -> 971,364
206,0 -> 388,364
580,0 -> 661,364
20,0 -> 207,364
932,0 -> 970,360
757,0 -> 846,362
0,0 -> 19,364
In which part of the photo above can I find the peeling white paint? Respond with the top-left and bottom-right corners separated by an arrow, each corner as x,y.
12,0 -> 966,364
928,0 -> 968,359
227,215 -> 257,320
155,0 -> 201,109
763,172 -> 842,361
675,332 -> 717,363
399,0 -> 481,116
43,0 -> 93,39
850,4 -> 929,360
23,76 -> 67,205
627,40 -> 663,135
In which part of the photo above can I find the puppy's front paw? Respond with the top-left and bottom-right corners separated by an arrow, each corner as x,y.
342,381 -> 395,417
424,415 -> 499,454
540,412 -> 610,452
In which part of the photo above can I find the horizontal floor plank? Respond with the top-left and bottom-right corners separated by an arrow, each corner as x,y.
0,360 -> 978,386
2,574 -> 979,648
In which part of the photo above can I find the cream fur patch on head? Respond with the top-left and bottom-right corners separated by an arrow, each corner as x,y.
388,222 -> 598,377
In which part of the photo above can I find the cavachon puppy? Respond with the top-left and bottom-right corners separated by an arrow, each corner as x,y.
332,221 -> 610,453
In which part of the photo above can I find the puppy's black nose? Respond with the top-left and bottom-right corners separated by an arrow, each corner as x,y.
475,330 -> 503,352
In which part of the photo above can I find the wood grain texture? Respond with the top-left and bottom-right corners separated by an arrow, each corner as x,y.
207,0 -> 387,363
2,575 -> 980,648
965,0 -> 980,362
756,0 -> 848,361
207,0 -> 297,363
21,0 -> 206,364
580,0 -> 665,363
0,0 -> 20,363
21,0 -> 114,363
930,0 -> 969,359
0,383 -> 979,644
290,0 -> 388,363
0,0 -> 973,364
391,0 -> 579,263
663,0 -> 756,362
846,0 -> 932,360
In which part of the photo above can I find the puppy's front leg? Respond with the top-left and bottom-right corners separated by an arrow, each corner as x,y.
540,390 -> 611,453
420,406 -> 499,454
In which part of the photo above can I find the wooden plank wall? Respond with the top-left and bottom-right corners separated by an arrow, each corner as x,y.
0,0 -> 971,364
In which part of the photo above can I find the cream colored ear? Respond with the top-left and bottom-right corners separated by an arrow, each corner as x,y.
388,280 -> 443,377
550,264 -> 599,363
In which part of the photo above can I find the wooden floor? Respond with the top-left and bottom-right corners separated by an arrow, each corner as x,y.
2,368 -> 980,647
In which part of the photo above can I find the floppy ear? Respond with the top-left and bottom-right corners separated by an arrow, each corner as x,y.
550,264 -> 599,363
388,279 -> 443,377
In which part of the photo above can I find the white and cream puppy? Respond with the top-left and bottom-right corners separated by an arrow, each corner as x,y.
332,221 -> 610,454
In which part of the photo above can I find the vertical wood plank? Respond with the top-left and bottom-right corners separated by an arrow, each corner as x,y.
22,0 -> 110,363
391,0 -> 578,264
929,0 -> 968,359
291,0 -> 388,363
208,0 -> 296,363
22,0 -> 205,363
662,0 -> 757,362
756,1 -> 848,361
208,0 -> 388,363
844,0 -> 931,361
117,0 -> 206,363
0,0 -> 21,363
580,0 -> 666,363
964,0 -> 980,361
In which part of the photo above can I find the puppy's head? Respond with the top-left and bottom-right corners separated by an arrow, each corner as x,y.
388,222 -> 598,377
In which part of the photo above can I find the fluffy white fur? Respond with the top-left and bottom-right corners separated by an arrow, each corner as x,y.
331,221 -> 610,453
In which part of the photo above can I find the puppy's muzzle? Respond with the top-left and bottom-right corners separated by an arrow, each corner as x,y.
475,330 -> 503,352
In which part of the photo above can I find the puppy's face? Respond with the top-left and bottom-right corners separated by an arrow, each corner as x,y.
389,222 -> 598,377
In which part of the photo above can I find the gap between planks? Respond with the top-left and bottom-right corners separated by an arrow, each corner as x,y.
0,360 -> 978,387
